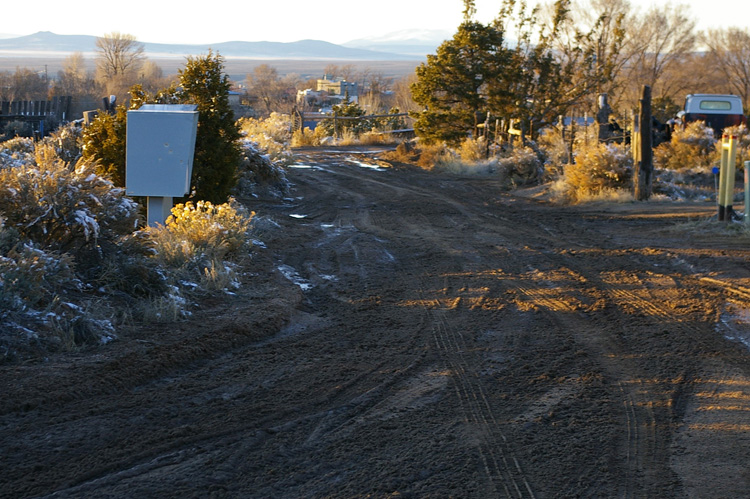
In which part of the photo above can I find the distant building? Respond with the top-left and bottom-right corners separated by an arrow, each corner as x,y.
316,74 -> 358,102
296,75 -> 358,112
296,88 -> 326,110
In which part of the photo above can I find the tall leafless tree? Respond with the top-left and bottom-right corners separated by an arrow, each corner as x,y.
52,52 -> 100,102
620,4 -> 696,110
95,32 -> 145,98
702,27 -> 750,111
246,64 -> 300,116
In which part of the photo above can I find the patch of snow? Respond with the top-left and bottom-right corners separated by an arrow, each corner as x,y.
347,158 -> 387,171
290,214 -> 307,219
277,264 -> 313,291
719,306 -> 750,351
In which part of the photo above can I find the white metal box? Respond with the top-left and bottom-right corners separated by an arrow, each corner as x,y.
126,104 -> 199,197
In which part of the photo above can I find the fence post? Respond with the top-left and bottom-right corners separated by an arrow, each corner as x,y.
633,85 -> 653,201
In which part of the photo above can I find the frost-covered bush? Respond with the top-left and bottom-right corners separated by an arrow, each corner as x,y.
553,142 -> 633,203
652,167 -> 714,201
35,122 -> 84,168
536,126 -> 575,176
237,112 -> 293,164
0,239 -> 76,313
0,157 -> 139,256
0,137 -> 36,169
233,113 -> 291,199
233,140 -> 290,199
496,146 -> 543,186
147,199 -> 254,272
654,121 -> 716,171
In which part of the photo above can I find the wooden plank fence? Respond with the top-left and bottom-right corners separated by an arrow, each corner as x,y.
0,96 -> 72,122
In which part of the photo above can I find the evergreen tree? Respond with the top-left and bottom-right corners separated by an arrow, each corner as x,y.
410,21 -> 511,145
411,0 -> 607,142
318,98 -> 368,137
177,51 -> 241,204
81,105 -> 128,186
81,52 -> 241,203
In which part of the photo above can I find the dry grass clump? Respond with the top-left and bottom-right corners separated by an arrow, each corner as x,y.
459,137 -> 489,162
417,143 -> 453,169
147,199 -> 254,269
348,130 -> 393,145
654,121 -> 716,171
237,113 -> 293,164
379,140 -> 451,169
551,142 -> 632,203
496,146 -> 543,186
291,127 -> 321,147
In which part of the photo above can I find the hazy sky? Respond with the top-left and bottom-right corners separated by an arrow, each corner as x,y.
2,0 -> 748,45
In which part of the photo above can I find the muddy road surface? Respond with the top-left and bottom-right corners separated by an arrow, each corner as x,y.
3,147 -> 750,498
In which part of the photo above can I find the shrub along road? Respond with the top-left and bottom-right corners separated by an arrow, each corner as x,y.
3,147 -> 750,497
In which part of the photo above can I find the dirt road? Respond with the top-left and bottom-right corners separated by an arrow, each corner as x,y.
3,147 -> 750,498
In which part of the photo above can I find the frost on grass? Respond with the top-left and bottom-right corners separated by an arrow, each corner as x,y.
145,198 -> 255,294
234,113 -> 292,199
0,121 -> 275,362
0,155 -> 146,359
0,137 -> 36,169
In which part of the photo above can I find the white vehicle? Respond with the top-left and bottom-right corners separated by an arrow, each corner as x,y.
681,94 -> 746,134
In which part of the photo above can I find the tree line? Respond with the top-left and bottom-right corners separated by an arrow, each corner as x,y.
3,0 -> 750,146
410,0 -> 750,144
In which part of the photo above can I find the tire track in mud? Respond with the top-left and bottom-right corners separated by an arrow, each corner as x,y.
426,300 -> 536,498
6,150 -> 750,497
389,177 -> 728,496
380,182 -> 661,494
497,204 -> 746,497
286,159 -> 541,495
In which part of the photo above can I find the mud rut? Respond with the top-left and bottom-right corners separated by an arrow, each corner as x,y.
3,147 -> 750,498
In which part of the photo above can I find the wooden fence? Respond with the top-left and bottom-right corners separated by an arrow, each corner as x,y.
292,109 -> 413,137
0,96 -> 72,123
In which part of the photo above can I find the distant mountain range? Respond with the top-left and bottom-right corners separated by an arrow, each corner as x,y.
0,31 -> 451,60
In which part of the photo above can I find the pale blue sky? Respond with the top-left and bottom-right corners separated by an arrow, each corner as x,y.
1,0 -> 746,45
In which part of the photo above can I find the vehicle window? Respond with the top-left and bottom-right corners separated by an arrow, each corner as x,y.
699,100 -> 732,110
